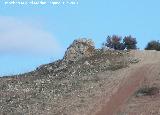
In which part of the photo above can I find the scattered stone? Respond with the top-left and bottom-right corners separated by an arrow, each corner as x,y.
128,57 -> 140,64
0,38 -> 135,115
102,46 -> 114,52
84,61 -> 90,66
47,66 -> 53,71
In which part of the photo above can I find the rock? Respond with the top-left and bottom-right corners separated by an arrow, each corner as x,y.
102,46 -> 114,52
63,38 -> 95,62
128,57 -> 140,64
54,65 -> 67,72
84,61 -> 90,66
47,66 -> 53,71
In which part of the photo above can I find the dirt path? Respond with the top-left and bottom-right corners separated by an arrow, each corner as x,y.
118,62 -> 160,115
95,62 -> 159,115
95,50 -> 160,115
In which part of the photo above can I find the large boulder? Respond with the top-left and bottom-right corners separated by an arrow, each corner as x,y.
63,38 -> 95,62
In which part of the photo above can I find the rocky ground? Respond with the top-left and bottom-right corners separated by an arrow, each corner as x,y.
0,50 -> 132,115
4,37 -> 160,115
1,38 -> 139,115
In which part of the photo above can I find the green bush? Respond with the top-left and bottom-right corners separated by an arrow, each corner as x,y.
123,35 -> 137,50
145,40 -> 160,51
103,35 -> 137,50
102,35 -> 123,50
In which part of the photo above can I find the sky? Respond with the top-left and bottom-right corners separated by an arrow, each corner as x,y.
0,0 -> 160,76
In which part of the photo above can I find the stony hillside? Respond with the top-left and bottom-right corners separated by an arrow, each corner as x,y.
0,39 -> 138,115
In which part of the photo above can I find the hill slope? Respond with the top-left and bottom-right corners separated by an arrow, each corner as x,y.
116,50 -> 160,115
95,50 -> 160,115
0,50 -> 130,115
1,50 -> 159,115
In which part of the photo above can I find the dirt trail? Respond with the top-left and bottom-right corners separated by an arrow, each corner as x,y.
118,63 -> 160,115
95,50 -> 160,115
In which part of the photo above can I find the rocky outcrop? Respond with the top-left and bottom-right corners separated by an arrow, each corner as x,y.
63,38 -> 95,63
0,38 -> 132,115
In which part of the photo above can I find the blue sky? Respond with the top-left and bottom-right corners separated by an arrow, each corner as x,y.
0,0 -> 160,76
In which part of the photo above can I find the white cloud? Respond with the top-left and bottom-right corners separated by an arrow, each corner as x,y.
0,16 -> 62,56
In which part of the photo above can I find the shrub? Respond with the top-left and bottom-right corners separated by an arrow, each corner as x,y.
115,43 -> 125,50
103,35 -> 124,50
145,40 -> 160,51
103,35 -> 137,50
123,35 -> 137,50
136,86 -> 159,97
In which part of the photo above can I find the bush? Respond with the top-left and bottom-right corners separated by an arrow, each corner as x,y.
145,40 -> 160,51
103,35 -> 137,50
123,35 -> 137,50
103,35 -> 124,50
136,86 -> 159,97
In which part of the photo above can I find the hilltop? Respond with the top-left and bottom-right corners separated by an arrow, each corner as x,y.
1,38 -> 159,115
